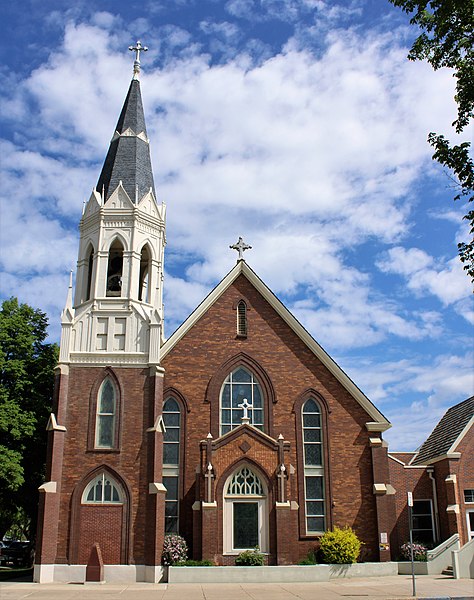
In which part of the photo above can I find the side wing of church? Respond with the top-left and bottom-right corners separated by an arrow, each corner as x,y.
33,47 -> 473,584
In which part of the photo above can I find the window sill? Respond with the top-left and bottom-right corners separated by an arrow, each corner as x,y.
223,552 -> 270,556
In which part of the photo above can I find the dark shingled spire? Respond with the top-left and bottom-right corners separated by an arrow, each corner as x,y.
96,78 -> 155,203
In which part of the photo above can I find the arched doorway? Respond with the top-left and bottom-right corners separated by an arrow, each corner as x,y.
223,465 -> 268,554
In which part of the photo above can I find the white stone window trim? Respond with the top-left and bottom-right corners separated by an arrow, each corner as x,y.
463,489 -> 474,504
466,509 -> 474,540
162,397 -> 182,533
227,466 -> 264,496
302,398 -> 326,535
95,377 -> 117,449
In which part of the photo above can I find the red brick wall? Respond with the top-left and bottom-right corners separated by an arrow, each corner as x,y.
78,505 -> 123,564
388,455 -> 433,555
53,366 -> 156,565
457,427 -> 474,544
162,274 -> 382,563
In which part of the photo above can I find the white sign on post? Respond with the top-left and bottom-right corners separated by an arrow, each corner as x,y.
407,492 -> 413,507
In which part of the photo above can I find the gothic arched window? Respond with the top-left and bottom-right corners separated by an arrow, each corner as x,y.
220,367 -> 263,435
82,472 -> 123,504
302,398 -> 325,534
85,244 -> 94,301
95,378 -> 117,449
227,466 -> 264,496
162,397 -> 182,533
106,239 -> 124,297
138,245 -> 151,302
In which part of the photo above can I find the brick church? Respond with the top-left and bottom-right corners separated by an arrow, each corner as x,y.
34,46 -> 474,583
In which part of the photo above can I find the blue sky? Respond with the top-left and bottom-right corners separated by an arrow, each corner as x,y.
0,0 -> 472,451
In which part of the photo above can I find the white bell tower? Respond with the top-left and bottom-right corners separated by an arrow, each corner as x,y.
59,42 -> 165,367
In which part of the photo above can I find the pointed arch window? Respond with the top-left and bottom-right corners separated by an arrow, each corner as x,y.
95,378 -> 117,449
82,472 -> 123,504
138,245 -> 151,302
220,367 -> 263,435
106,239 -> 124,296
85,244 -> 94,301
237,301 -> 247,337
227,467 -> 264,496
302,398 -> 325,534
162,397 -> 182,533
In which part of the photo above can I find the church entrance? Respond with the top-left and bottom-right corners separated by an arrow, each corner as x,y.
223,466 -> 268,554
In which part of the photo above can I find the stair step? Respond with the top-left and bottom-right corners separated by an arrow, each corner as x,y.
442,566 -> 453,576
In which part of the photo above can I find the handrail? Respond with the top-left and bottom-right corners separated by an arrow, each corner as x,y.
427,534 -> 460,561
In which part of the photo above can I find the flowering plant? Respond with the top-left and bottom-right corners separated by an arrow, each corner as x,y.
400,542 -> 428,561
162,534 -> 188,566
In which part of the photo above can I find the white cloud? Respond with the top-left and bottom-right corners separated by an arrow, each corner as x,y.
377,246 -> 472,306
343,352 -> 474,450
0,16 -> 468,355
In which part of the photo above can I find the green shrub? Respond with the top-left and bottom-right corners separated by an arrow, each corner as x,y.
298,550 -> 317,565
175,559 -> 214,566
319,526 -> 361,564
235,547 -> 265,566
161,534 -> 188,566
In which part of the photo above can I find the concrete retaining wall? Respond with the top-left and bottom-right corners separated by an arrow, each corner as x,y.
397,534 -> 460,576
168,562 -> 397,584
328,562 -> 397,578
33,564 -> 165,583
452,538 -> 474,579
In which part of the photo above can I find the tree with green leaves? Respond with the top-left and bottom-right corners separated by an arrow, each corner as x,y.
0,298 -> 58,540
389,0 -> 474,282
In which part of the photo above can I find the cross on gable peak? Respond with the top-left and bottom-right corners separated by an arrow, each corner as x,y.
230,236 -> 252,261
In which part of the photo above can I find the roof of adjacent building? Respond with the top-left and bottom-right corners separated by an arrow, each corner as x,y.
412,395 -> 474,465
96,78 -> 155,203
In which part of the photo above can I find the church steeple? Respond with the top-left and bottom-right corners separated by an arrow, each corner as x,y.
62,42 -> 166,366
96,52 -> 155,204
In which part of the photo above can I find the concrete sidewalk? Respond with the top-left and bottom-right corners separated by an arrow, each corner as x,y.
0,575 -> 473,600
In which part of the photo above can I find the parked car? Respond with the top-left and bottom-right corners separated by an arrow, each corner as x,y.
0,541 -> 34,568
0,540 -> 8,565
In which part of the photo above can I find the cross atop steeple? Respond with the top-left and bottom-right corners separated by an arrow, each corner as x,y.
230,237 -> 252,261
129,40 -> 148,79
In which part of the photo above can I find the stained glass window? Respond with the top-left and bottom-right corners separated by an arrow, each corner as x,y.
220,368 -> 263,435
83,473 -> 122,503
302,398 -> 325,533
233,503 -> 258,548
163,397 -> 182,533
227,467 -> 264,496
95,378 -> 116,448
